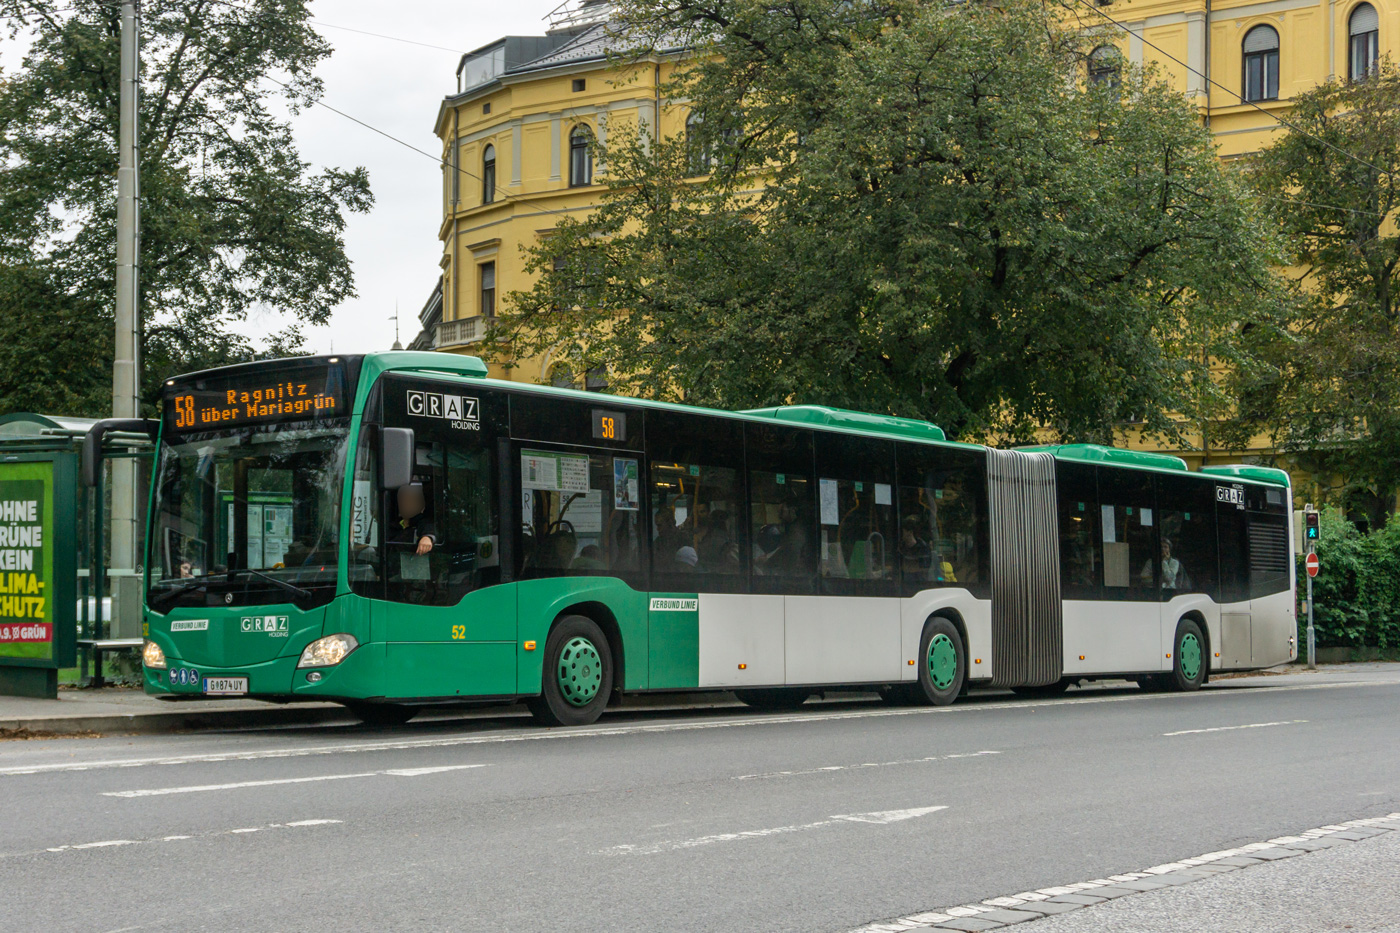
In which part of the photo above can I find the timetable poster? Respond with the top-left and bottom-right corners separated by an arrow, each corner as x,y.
0,462 -> 53,661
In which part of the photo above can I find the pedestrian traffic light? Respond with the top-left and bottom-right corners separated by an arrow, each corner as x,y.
1305,510 -> 1320,543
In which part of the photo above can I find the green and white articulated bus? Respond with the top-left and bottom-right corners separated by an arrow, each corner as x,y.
82,352 -> 1297,726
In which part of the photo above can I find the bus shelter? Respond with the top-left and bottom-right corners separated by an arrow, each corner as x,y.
0,413 -> 152,697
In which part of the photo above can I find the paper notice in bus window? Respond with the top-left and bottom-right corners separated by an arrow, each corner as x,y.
819,478 -> 840,526
874,483 -> 892,506
1140,508 -> 1153,527
1101,505 -> 1117,543
613,458 -> 639,511
557,454 -> 590,493
521,453 -> 559,490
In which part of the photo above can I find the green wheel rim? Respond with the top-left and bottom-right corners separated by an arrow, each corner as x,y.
927,633 -> 958,691
557,636 -> 603,707
1179,632 -> 1202,681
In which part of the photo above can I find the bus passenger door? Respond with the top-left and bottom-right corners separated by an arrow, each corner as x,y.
376,378 -> 516,699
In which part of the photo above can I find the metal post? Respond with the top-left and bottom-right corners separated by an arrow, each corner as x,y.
1304,503 -> 1316,670
110,1 -> 141,618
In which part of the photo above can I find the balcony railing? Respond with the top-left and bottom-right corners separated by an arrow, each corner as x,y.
436,315 -> 494,349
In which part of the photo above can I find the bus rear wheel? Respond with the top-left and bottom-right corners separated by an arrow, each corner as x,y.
916,616 -> 965,706
528,615 -> 614,727
734,688 -> 812,711
345,702 -> 419,726
1169,618 -> 1207,692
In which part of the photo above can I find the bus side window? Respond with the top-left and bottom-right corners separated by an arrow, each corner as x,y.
896,443 -> 988,598
1055,460 -> 1101,598
1097,468 -> 1157,599
646,409 -> 746,593
746,423 -> 817,593
1156,473 -> 1217,599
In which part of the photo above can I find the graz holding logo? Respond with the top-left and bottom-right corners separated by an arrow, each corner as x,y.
1216,485 -> 1245,509
406,390 -> 480,431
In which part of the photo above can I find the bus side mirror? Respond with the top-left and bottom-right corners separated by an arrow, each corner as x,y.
381,427 -> 415,490
81,418 -> 159,487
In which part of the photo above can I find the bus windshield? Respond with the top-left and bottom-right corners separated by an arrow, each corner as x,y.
148,421 -> 350,611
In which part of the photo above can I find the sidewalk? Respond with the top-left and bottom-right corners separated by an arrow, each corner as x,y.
2,662 -> 1395,738
0,687 -> 353,736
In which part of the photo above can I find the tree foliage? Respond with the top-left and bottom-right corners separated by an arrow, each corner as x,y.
0,0 -> 372,415
489,0 -> 1285,443
1241,64 -> 1400,523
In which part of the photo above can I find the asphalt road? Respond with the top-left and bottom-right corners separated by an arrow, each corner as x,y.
2,665 -> 1398,933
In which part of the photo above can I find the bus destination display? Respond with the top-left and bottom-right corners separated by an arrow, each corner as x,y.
168,370 -> 344,431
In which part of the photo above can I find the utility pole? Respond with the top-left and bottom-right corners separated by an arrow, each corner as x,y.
110,1 -> 142,609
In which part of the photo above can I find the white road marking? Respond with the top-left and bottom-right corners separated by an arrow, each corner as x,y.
2,677 -> 1393,779
845,812 -> 1400,933
1163,719 -> 1308,736
29,819 -> 342,858
102,763 -> 486,798
735,749 -> 998,780
603,805 -> 947,855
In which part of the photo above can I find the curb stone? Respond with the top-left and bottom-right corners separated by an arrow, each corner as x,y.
846,813 -> 1400,932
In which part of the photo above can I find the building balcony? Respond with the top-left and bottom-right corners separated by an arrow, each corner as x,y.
436,315 -> 494,349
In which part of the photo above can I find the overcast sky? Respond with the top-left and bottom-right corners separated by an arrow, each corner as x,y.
287,0 -> 555,354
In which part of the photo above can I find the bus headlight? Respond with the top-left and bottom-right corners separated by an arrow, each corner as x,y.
142,640 -> 167,669
298,634 -> 358,668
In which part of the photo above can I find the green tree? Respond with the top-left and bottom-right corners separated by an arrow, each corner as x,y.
0,0 -> 372,415
489,0 -> 1285,443
1241,65 -> 1400,526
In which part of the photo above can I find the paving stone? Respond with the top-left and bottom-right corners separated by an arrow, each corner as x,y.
1248,848 -> 1303,860
1046,894 -> 1109,905
1216,856 -> 1266,866
1110,879 -> 1175,891
932,918 -> 1002,931
967,909 -> 1044,924
1011,901 -> 1084,916
1080,885 -> 1138,898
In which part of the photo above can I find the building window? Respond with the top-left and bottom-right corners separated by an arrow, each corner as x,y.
1350,4 -> 1380,81
550,365 -> 574,389
482,144 -> 496,205
584,366 -> 608,392
685,111 -> 711,176
1242,25 -> 1280,102
480,262 -> 496,317
569,125 -> 593,187
482,102 -> 491,115
1088,45 -> 1122,89
572,78 -> 587,92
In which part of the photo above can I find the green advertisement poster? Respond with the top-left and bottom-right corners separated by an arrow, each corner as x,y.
0,461 -> 54,661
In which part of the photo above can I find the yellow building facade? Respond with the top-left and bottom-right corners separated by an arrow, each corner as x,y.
428,0 -> 1391,476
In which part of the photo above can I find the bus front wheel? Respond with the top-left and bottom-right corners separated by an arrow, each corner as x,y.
916,616 -> 965,706
528,615 -> 614,727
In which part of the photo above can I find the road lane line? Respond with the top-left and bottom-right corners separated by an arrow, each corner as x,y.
3,677 -> 1394,778
734,749 -> 999,780
1163,719 -> 1308,736
27,819 -> 342,859
102,763 -> 486,797
603,805 -> 947,855
844,811 -> 1400,932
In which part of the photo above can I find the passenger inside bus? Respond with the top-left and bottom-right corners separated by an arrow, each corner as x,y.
1143,539 -> 1189,590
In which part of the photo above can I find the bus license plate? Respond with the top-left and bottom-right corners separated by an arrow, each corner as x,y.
203,677 -> 248,695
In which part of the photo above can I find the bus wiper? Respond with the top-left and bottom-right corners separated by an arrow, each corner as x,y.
148,572 -> 228,609
234,568 -> 312,601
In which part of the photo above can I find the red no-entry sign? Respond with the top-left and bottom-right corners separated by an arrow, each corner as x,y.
1305,552 -> 1320,577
